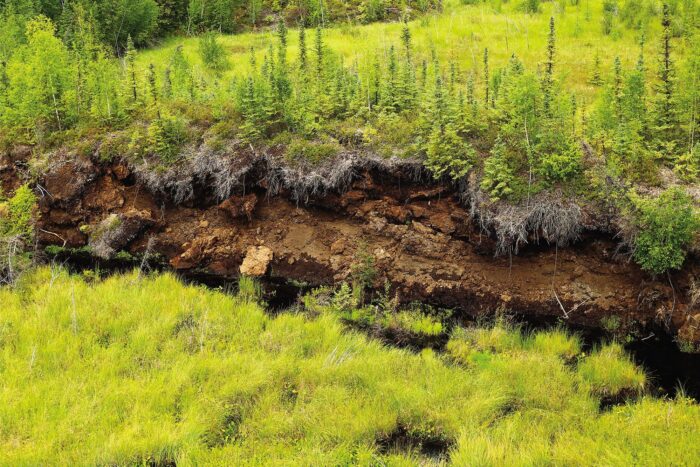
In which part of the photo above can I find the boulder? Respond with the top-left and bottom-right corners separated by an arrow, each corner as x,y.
240,246 -> 273,277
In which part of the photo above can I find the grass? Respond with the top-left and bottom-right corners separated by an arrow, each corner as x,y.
0,268 -> 698,465
137,0 -> 695,102
578,341 -> 647,397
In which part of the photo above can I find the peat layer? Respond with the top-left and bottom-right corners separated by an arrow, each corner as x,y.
2,149 -> 699,351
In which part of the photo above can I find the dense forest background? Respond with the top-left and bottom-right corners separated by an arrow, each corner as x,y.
0,0 -> 438,51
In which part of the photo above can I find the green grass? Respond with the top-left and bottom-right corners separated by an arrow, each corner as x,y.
578,341 -> 647,397
0,269 -> 698,465
137,0 -> 694,101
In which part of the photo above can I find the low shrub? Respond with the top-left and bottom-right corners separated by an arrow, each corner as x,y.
0,184 -> 37,284
630,187 -> 699,275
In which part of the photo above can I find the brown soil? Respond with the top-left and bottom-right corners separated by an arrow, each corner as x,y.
4,154 -> 699,348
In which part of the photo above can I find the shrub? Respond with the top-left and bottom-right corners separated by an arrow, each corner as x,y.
350,242 -> 376,291
0,184 -> 37,283
538,144 -> 582,183
674,144 -> 699,182
1,184 -> 37,238
198,32 -> 228,72
519,0 -> 540,13
424,124 -> 475,181
147,112 -> 189,163
480,142 -> 518,201
600,315 -> 622,333
631,187 -> 699,275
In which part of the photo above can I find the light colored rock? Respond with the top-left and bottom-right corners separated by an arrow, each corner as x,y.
240,245 -> 273,277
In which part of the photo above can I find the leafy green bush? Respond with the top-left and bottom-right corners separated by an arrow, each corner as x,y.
631,187 -> 699,275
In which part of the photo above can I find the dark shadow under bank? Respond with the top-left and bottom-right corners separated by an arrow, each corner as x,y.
42,250 -> 700,402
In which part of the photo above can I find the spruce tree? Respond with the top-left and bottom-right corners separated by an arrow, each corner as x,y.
384,44 -> 398,112
146,63 -> 158,109
590,52 -> 603,86
298,24 -> 307,71
372,57 -> 380,108
636,33 -> 645,73
467,72 -> 477,119
276,19 -> 287,65
275,20 -> 290,100
399,18 -> 415,109
401,20 -> 412,63
124,35 -> 138,104
613,56 -> 623,121
542,16 -> 555,117
315,26 -> 324,77
483,48 -> 489,107
653,3 -> 679,144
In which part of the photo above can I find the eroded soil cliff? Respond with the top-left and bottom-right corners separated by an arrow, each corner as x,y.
3,152 -> 699,348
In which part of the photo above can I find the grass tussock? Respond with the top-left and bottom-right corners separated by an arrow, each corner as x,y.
0,269 -> 698,465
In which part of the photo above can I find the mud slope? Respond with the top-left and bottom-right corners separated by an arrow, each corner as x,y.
23,157 -> 700,348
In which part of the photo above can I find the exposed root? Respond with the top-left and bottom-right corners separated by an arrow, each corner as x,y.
463,178 -> 583,255
130,143 -> 426,205
131,143 -> 259,204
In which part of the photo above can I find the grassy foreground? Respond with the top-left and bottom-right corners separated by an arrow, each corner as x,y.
0,269 -> 699,465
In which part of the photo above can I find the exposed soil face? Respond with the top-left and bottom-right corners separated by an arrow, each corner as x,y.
4,153 -> 698,350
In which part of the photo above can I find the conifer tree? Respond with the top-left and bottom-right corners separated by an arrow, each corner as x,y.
653,3 -> 679,144
275,20 -> 290,100
239,76 -> 262,141
372,57 -> 380,108
483,48 -> 489,107
146,63 -> 158,109
276,19 -> 287,65
613,56 -> 623,121
399,18 -> 415,109
162,66 -> 172,98
314,26 -> 324,77
590,52 -> 603,86
384,44 -> 398,112
401,19 -> 412,63
298,24 -> 307,71
636,33 -> 645,73
466,72 -> 478,119
542,16 -> 555,117
124,35 -> 139,104
571,94 -> 577,135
